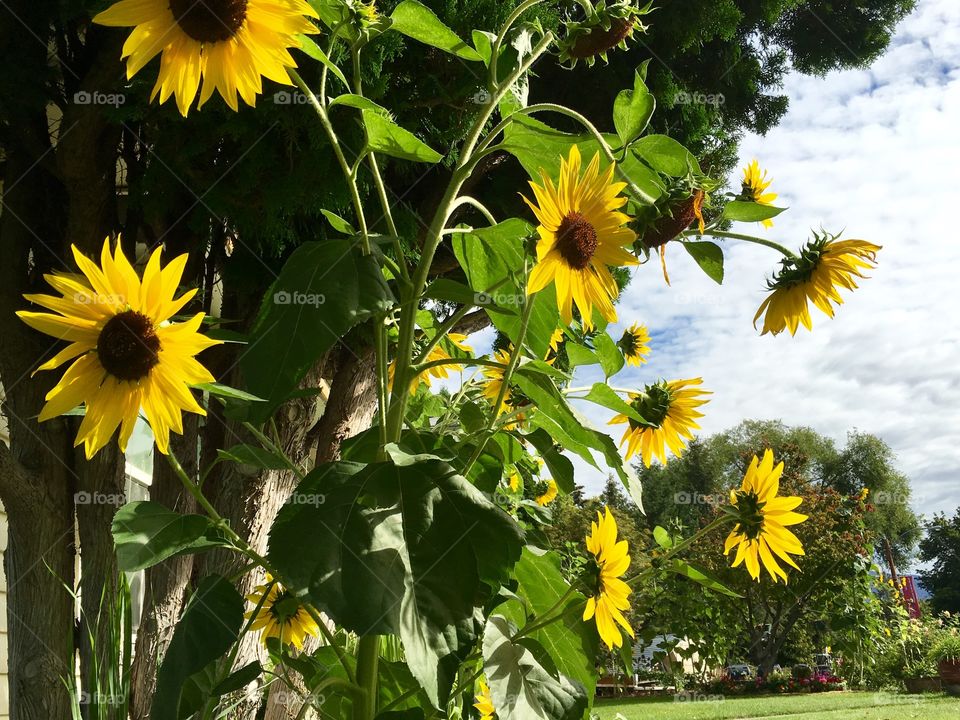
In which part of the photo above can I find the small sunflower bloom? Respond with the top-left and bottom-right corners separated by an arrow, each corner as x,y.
523,145 -> 638,331
741,160 -> 778,228
609,379 -> 710,467
507,470 -> 522,493
583,507 -> 634,649
389,333 -> 473,394
618,323 -> 651,366
723,449 -> 808,583
474,678 -> 496,720
754,234 -> 880,336
535,479 -> 558,507
246,575 -> 320,649
481,348 -> 512,415
545,327 -> 565,365
93,0 -> 319,116
17,239 -> 220,458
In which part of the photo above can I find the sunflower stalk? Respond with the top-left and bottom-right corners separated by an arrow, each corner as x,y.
385,31 -> 554,441
626,515 -> 732,588
685,229 -> 797,258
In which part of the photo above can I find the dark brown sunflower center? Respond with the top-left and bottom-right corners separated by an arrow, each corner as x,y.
556,212 -> 598,270
569,17 -> 635,59
97,310 -> 161,381
169,0 -> 249,43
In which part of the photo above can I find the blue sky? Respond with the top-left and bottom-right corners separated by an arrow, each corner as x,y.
464,0 -> 960,525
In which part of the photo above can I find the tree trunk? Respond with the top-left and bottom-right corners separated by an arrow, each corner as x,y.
129,422 -> 199,720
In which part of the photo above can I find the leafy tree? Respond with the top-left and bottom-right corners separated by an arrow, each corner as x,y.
918,509 -> 960,614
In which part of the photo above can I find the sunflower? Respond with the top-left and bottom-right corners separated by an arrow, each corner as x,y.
545,327 -> 565,365
93,0 -> 319,116
246,575 -> 320,649
535,479 -> 558,507
507,470 -> 522,493
17,239 -> 220,459
523,145 -> 638,331
741,160 -> 778,228
754,234 -> 880,336
609,378 -> 710,467
481,348 -> 512,415
723,449 -> 807,583
390,333 -> 473,394
618,323 -> 651,366
473,678 -> 496,720
583,506 -> 634,649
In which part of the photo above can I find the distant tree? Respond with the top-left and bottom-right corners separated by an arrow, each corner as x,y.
821,431 -> 922,567
918,509 -> 960,614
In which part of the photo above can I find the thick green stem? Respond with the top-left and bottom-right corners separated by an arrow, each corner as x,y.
354,635 -> 380,720
385,32 -> 554,441
463,291 -> 537,474
686,229 -> 797,258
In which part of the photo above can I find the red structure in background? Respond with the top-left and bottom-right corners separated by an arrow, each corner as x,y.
901,575 -> 922,619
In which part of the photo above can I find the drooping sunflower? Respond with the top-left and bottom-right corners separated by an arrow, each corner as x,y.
389,333 -> 473,394
723,449 -> 807,583
754,234 -> 881,336
523,145 -> 638,331
93,0 -> 319,116
609,378 -> 710,467
473,678 -> 496,720
246,575 -> 320,649
583,506 -> 634,650
17,239 -> 220,459
535,479 -> 558,507
618,323 -> 651,366
741,160 -> 778,228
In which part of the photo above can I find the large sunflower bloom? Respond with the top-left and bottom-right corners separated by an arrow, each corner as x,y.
17,239 -> 220,458
389,333 -> 473,394
741,159 -> 778,228
754,234 -> 880,336
610,378 -> 710,467
618,323 -> 651,366
473,678 -> 496,720
724,450 -> 807,583
523,145 -> 637,331
93,0 -> 319,116
583,507 -> 634,649
246,575 -> 320,649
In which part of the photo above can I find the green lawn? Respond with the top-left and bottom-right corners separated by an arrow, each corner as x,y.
593,691 -> 960,719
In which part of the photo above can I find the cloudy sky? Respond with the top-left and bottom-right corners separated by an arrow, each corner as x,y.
596,0 -> 960,520
464,0 -> 960,526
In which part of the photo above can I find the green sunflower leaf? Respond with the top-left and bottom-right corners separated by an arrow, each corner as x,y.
682,240 -> 725,285
451,219 -> 561,360
151,575 -> 244,720
594,332 -> 625,378
669,559 -> 743,598
722,200 -> 787,223
240,239 -> 394,423
390,0 -> 483,61
267,451 -> 524,707
613,70 -> 656,147
482,615 -> 589,720
632,134 -> 701,177
112,501 -> 232,572
525,429 -> 575,494
362,109 -> 444,163
584,383 -> 643,424
296,34 -> 349,88
511,549 -> 600,703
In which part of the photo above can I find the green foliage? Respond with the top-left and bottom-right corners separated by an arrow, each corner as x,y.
919,508 -> 960,614
111,502 -> 231,572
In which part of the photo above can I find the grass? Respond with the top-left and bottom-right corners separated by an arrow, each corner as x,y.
593,691 -> 960,719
